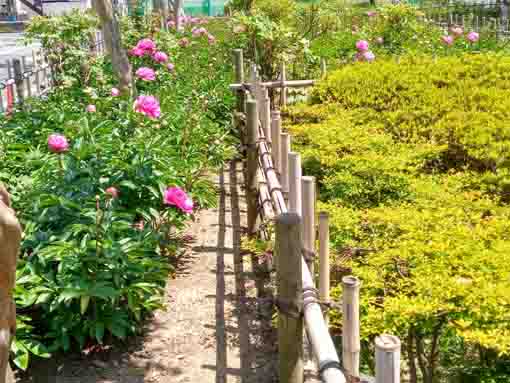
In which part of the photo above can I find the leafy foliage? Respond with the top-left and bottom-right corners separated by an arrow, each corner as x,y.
285,54 -> 510,382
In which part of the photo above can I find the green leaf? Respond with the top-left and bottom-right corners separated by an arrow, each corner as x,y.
80,295 -> 90,314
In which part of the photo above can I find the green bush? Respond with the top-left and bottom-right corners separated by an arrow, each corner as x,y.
285,54 -> 510,382
2,12 -> 235,369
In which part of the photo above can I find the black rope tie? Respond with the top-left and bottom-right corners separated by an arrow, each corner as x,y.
318,360 -> 343,376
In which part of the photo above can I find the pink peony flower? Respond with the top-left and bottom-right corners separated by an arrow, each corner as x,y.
164,186 -> 194,214
450,26 -> 463,37
48,134 -> 69,153
467,31 -> 479,43
111,87 -> 120,97
105,186 -> 119,199
133,220 -> 145,231
207,34 -> 216,45
190,17 -> 201,24
366,11 -> 377,17
375,36 -> 384,45
133,95 -> 161,119
356,40 -> 369,51
167,20 -> 176,28
136,38 -> 156,54
362,51 -> 375,62
192,27 -> 208,37
441,35 -> 454,46
167,63 -> 175,72
153,51 -> 168,63
178,38 -> 190,48
86,104 -> 96,113
129,47 -> 144,57
135,67 -> 156,81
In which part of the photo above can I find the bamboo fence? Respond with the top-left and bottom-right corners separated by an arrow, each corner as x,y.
231,49 -> 402,383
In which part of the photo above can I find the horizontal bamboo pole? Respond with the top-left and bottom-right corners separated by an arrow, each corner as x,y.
230,79 -> 316,91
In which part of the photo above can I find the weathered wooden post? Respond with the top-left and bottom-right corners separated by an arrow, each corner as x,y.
32,50 -> 41,95
280,133 -> 290,198
280,61 -> 287,107
318,212 -> 330,324
12,58 -> 24,104
342,276 -> 361,379
271,110 -> 282,174
276,213 -> 303,383
302,176 -> 316,276
288,152 -> 302,216
246,99 -> 259,238
375,335 -> 401,383
233,49 -> 244,112
0,184 -> 22,383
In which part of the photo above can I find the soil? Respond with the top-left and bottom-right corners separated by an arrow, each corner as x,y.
15,160 -> 281,383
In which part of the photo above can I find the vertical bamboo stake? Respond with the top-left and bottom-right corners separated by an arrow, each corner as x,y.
318,212 -> 330,325
0,86 -> 4,113
342,276 -> 361,379
276,213 -> 303,383
375,335 -> 401,383
302,176 -> 316,276
280,133 -> 290,197
21,56 -> 31,98
280,61 -> 287,107
246,99 -> 259,238
233,49 -> 244,112
288,152 -> 302,216
271,110 -> 282,174
262,87 -> 271,142
320,58 -> 327,79
13,59 -> 24,104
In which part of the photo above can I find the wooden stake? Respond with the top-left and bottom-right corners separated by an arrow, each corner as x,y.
13,59 -> 24,104
33,50 -> 41,96
174,0 -> 183,31
271,110 -> 282,173
276,213 -> 303,383
246,99 -> 259,238
318,212 -> 330,325
280,133 -> 290,196
302,176 -> 316,276
375,335 -> 401,383
288,152 -> 302,216
342,276 -> 361,379
280,61 -> 287,107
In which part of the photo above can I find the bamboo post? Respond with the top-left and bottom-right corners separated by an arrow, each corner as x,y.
375,335 -> 401,383
13,59 -> 24,104
21,56 -> 31,98
320,58 -> 327,79
342,276 -> 361,379
271,110 -> 282,174
280,133 -> 290,197
318,212 -> 330,325
288,152 -> 302,216
233,49 -> 244,112
246,99 -> 259,238
276,213 -> 303,383
280,61 -> 287,107
302,176 -> 316,276
262,87 -> 271,142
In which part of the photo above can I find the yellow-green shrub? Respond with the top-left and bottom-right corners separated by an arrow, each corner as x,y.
285,54 -> 510,381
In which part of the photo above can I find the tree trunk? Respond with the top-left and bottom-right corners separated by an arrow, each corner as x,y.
407,328 -> 418,383
93,0 -> 133,96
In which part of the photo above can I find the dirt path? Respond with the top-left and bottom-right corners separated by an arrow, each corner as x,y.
18,160 -> 278,383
